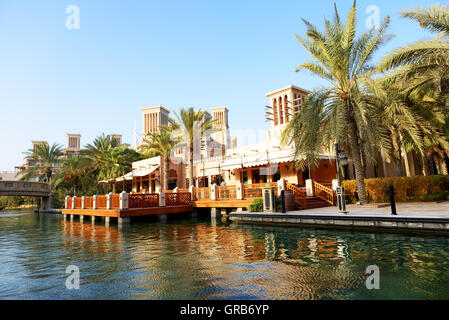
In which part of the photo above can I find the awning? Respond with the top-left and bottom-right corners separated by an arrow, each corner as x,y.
115,171 -> 134,182
133,166 -> 158,177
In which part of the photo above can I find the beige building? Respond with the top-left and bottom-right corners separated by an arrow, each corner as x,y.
105,85 -> 337,193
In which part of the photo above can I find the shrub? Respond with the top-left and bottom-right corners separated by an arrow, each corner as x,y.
342,175 -> 449,203
417,191 -> 449,202
248,198 -> 263,212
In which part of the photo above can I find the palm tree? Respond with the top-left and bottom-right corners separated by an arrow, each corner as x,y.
282,2 -> 392,204
378,5 -> 449,88
377,4 -> 449,175
21,143 -> 63,185
139,129 -> 179,191
169,108 -> 215,187
84,134 -> 141,193
53,155 -> 88,196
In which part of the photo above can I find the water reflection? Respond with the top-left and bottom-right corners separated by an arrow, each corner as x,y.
0,211 -> 448,299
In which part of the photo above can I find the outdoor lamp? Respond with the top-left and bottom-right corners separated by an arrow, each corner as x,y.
340,155 -> 348,167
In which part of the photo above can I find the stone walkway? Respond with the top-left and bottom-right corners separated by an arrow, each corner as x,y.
283,201 -> 449,219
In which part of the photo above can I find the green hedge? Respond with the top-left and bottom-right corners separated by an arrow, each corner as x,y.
248,196 -> 283,212
342,175 -> 449,203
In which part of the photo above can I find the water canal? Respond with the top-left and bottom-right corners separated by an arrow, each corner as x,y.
1,209 -> 448,299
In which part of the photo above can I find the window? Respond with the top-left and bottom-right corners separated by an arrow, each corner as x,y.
279,96 -> 284,124
273,99 -> 278,125
273,168 -> 281,182
241,170 -> 248,184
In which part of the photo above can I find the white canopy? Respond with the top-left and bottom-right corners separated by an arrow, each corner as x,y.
133,166 -> 158,177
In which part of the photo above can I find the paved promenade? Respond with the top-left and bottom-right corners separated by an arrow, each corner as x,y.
229,201 -> 449,233
287,201 -> 449,218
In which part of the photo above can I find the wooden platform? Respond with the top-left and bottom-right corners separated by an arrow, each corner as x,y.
62,205 -> 192,218
192,199 -> 252,208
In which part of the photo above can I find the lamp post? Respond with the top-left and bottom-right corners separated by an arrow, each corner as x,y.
335,143 -> 348,214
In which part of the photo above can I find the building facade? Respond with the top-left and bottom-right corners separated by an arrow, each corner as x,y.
111,85 -> 337,194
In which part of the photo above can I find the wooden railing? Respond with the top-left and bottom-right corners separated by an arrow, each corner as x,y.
312,181 -> 335,205
110,194 -> 120,209
129,193 -> 159,208
85,197 -> 94,209
193,187 -> 210,200
67,197 -> 72,208
216,185 -> 237,200
243,182 -> 278,199
178,188 -> 189,193
286,182 -> 307,209
74,197 -> 82,209
165,192 -> 191,206
97,195 -> 107,209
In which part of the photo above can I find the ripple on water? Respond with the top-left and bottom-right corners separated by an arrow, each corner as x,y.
0,213 -> 449,299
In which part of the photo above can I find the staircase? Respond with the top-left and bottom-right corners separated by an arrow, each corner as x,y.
286,181 -> 334,211
305,196 -> 332,209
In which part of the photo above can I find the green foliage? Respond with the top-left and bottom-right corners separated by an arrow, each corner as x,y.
343,175 -> 449,203
283,2 -> 393,204
248,198 -> 263,212
247,196 -> 282,212
0,196 -> 37,209
21,143 -> 63,184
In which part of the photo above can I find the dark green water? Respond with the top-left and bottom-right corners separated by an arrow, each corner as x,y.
0,209 -> 448,300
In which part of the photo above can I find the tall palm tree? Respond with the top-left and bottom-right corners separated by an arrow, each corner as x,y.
169,107 -> 215,187
84,134 -> 141,192
377,4 -> 449,175
53,155 -> 88,196
139,129 -> 179,191
21,143 -> 63,185
282,2 -> 392,204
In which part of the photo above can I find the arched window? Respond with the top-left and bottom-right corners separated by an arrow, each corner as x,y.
273,99 -> 278,125
279,96 -> 284,124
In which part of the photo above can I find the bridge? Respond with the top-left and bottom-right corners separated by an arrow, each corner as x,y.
0,180 -> 50,197
0,180 -> 52,211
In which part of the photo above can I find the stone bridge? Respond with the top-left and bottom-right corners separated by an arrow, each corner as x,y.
0,181 -> 52,211
0,180 -> 50,197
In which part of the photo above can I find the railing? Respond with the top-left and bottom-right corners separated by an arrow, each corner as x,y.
216,185 -> 237,200
193,187 -> 210,200
243,182 -> 278,199
85,197 -> 94,209
286,182 -> 307,209
312,181 -> 335,205
178,188 -> 189,193
74,197 -> 82,209
110,194 -> 120,209
97,195 -> 107,209
67,197 -> 72,208
165,192 -> 192,206
129,193 -> 159,208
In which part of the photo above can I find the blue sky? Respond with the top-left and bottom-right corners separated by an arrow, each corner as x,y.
0,0 -> 444,170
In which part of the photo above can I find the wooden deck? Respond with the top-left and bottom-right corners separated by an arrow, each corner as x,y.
62,205 -> 192,218
192,199 -> 252,208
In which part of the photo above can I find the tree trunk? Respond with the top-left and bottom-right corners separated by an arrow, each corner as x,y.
433,154 -> 442,175
394,157 -> 403,177
189,143 -> 195,187
441,157 -> 448,175
421,155 -> 430,176
401,145 -> 411,177
112,184 -> 116,194
346,118 -> 368,204
398,132 -> 411,177
381,154 -> 389,178
163,156 -> 169,191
